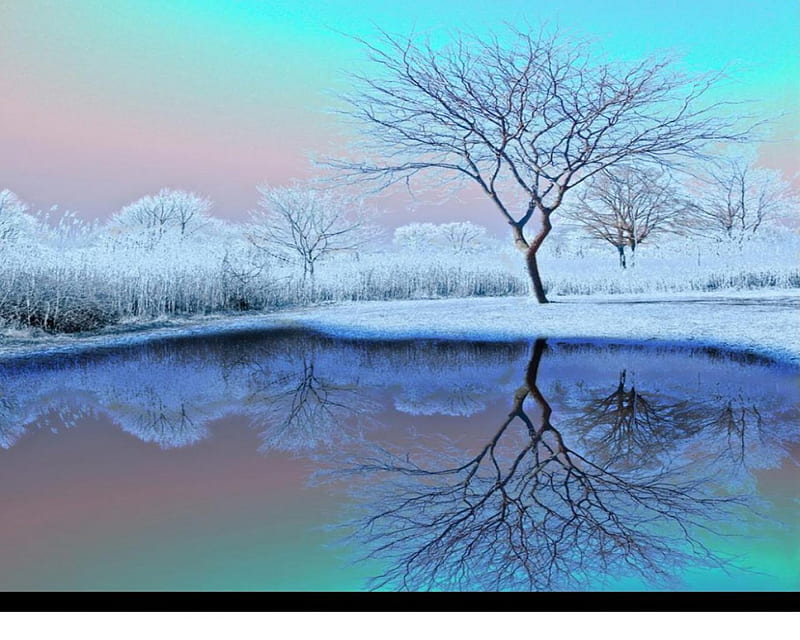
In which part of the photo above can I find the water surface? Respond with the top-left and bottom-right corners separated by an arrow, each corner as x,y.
0,331 -> 797,591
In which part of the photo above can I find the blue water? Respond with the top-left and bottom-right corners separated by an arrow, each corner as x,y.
0,332 -> 797,591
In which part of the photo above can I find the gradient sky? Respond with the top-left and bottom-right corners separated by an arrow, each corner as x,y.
1,0 -> 798,224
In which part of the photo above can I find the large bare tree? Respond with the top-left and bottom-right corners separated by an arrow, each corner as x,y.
329,26 -> 751,301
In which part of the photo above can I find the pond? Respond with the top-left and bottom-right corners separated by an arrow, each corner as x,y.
0,331 -> 798,591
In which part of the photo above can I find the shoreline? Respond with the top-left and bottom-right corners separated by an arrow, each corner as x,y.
0,290 -> 798,367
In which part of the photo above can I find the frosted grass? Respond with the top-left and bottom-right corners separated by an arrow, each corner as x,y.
0,223 -> 797,335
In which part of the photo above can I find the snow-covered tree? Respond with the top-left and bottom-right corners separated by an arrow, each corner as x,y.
0,189 -> 37,244
328,25 -> 753,302
110,188 -> 212,249
392,222 -> 440,251
249,183 -> 377,282
439,222 -> 489,254
688,156 -> 798,243
393,221 -> 489,254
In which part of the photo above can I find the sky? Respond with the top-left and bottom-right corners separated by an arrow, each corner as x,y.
1,0 -> 798,226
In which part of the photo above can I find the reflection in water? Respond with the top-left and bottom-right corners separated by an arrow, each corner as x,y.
246,350 -> 379,452
571,368 -> 700,466
0,332 -> 797,591
0,334 -> 526,452
329,340 -> 782,591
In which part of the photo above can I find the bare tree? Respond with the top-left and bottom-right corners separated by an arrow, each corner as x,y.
111,188 -> 212,248
563,166 -> 690,268
438,221 -> 489,254
328,26 -> 751,301
688,156 -> 798,243
393,221 -> 489,254
249,183 -> 376,283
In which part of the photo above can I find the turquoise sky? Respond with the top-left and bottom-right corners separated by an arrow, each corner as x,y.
1,0 -> 797,221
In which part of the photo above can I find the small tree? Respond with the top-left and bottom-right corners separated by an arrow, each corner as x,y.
111,189 -> 212,249
392,222 -> 440,251
249,184 -> 376,283
563,166 -> 690,268
329,26 -> 751,302
688,156 -> 798,244
438,221 -> 489,254
393,221 -> 489,254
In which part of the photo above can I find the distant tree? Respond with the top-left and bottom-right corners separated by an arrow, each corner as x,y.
329,25 -> 751,302
563,166 -> 690,268
688,156 -> 798,243
439,221 -> 489,253
393,221 -> 489,254
392,222 -> 439,251
249,183 -> 376,282
111,189 -> 212,248
0,189 -> 37,244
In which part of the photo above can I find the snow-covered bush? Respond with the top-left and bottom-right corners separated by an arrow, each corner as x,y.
109,189 -> 213,250
393,221 -> 490,254
0,189 -> 37,245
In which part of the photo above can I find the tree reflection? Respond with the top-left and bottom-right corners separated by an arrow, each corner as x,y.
571,370 -> 707,467
333,340 -> 749,591
113,389 -> 208,449
573,370 -> 789,473
246,348 -> 379,453
0,395 -> 25,449
711,400 -> 764,468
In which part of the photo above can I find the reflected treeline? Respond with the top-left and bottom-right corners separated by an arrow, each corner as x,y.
571,371 -> 772,471
0,333 -> 795,465
0,332 -> 525,450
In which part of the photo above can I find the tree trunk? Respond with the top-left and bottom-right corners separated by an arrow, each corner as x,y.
517,211 -> 552,304
617,245 -> 627,269
526,249 -> 549,303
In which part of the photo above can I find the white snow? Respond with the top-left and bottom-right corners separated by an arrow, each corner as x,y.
273,292 -> 800,365
0,290 -> 797,366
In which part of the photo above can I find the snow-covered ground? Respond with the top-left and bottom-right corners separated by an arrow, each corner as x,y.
0,289 -> 797,366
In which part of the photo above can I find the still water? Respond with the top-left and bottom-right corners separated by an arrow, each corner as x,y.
0,331 -> 797,591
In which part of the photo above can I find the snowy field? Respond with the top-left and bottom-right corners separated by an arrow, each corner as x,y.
1,290 -> 797,367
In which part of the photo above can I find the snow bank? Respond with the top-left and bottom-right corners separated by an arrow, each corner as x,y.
0,291 -> 797,366
276,292 -> 800,366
